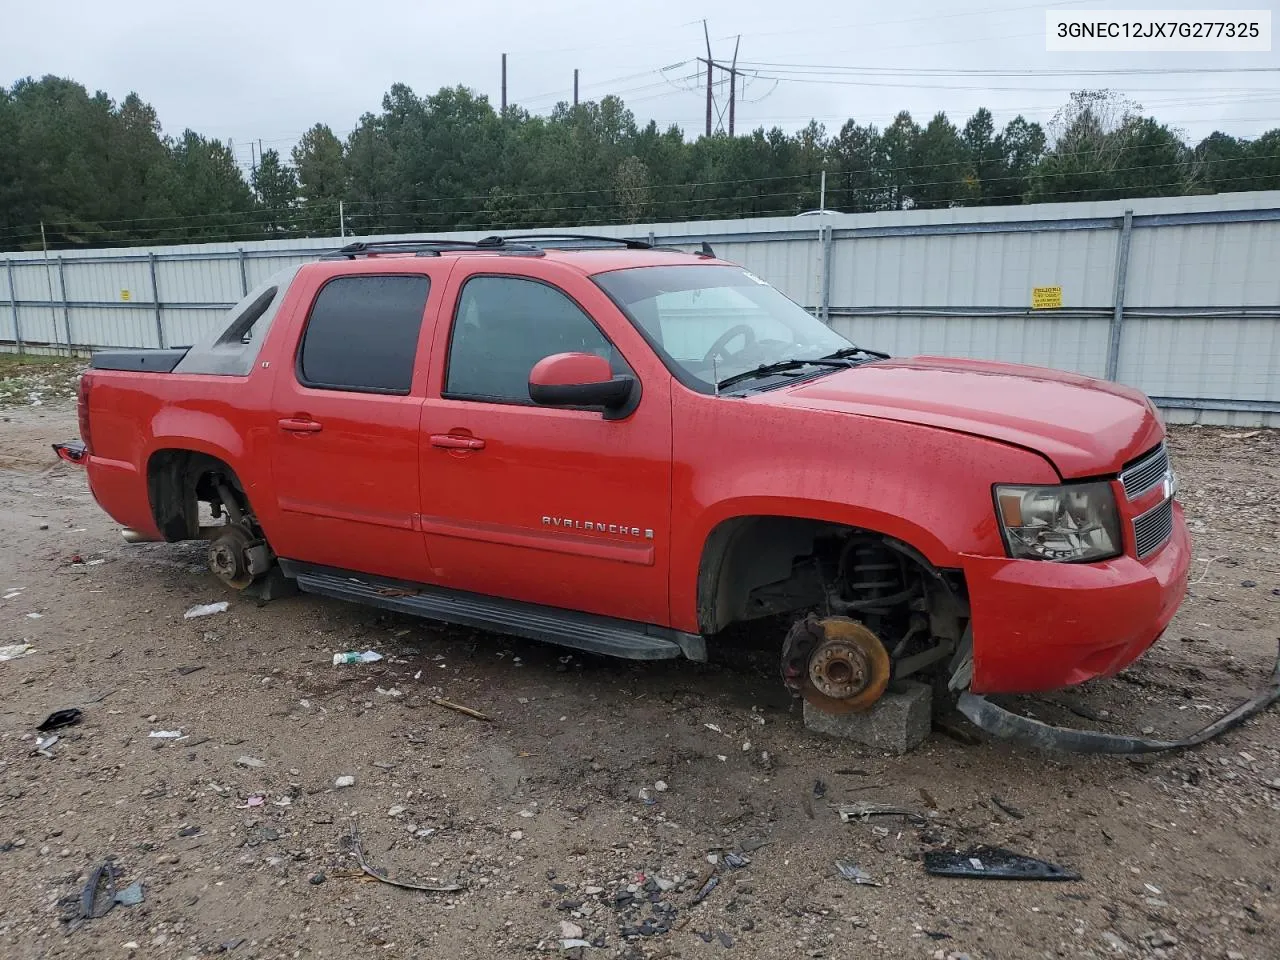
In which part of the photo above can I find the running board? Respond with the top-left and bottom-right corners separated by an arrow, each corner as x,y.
279,560 -> 704,662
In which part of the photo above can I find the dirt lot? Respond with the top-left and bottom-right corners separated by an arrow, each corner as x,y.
1,393 -> 1278,960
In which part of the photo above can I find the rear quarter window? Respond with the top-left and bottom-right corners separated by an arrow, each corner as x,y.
297,275 -> 430,394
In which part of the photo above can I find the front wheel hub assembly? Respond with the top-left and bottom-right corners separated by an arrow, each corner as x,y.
781,615 -> 891,714
207,525 -> 262,590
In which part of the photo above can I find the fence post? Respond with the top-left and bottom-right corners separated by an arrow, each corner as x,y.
238,248 -> 249,297
148,253 -> 166,349
820,223 -> 833,323
5,257 -> 21,355
56,255 -> 72,354
1105,209 -> 1134,381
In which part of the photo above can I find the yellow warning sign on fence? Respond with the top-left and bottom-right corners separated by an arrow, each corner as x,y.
120,289 -> 131,302
1031,285 -> 1063,309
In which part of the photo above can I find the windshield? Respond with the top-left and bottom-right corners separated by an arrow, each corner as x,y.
594,264 -> 853,391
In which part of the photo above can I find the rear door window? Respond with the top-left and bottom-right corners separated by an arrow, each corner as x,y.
298,275 -> 430,393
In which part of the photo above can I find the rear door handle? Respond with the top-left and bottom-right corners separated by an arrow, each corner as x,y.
279,418 -> 323,433
430,434 -> 485,451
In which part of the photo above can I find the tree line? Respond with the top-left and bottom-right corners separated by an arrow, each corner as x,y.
1,75 -> 1278,251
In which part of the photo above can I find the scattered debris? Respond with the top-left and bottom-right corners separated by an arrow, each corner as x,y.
429,697 -> 490,721
718,931 -> 735,948
991,796 -> 1026,820
332,650 -> 382,665
638,787 -> 656,805
113,882 -> 144,907
348,821 -> 463,893
334,776 -> 356,789
690,873 -> 719,905
309,872 -> 326,885
835,860 -> 881,886
924,846 -> 1081,881
37,708 -> 82,732
236,795 -> 266,809
32,735 -> 59,758
722,852 -> 750,869
235,755 -> 264,767
561,939 -> 592,950
375,686 -> 403,698
704,723 -> 723,733
654,780 -> 669,792
838,802 -> 917,822
150,730 -> 186,740
813,779 -> 827,799
80,862 -> 118,919
958,640 -> 1280,753
176,665 -> 206,676
184,602 -> 229,620
25,611 -> 42,619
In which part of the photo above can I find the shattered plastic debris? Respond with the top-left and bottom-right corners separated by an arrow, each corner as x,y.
0,644 -> 34,662
37,708 -> 82,732
722,852 -> 750,869
25,612 -> 42,619
236,795 -> 266,809
838,803 -> 918,822
704,723 -> 723,733
333,650 -> 383,665
924,845 -> 1081,881
33,734 -> 59,757
150,731 -> 186,740
183,602 -> 229,619
561,939 -> 592,949
113,882 -> 144,907
690,874 -> 719,905
835,860 -> 881,886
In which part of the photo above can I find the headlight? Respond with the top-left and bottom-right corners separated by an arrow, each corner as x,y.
995,481 -> 1122,562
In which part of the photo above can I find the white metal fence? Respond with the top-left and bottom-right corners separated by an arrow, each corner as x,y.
4,191 -> 1279,426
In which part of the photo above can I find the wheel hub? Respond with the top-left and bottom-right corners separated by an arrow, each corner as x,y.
207,525 -> 257,590
782,615 -> 891,714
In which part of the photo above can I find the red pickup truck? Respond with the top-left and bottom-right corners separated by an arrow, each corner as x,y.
57,234 -> 1192,736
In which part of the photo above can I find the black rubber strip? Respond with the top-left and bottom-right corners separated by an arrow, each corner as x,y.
958,640 -> 1280,754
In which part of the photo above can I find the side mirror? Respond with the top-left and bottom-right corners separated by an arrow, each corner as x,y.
528,352 -> 638,419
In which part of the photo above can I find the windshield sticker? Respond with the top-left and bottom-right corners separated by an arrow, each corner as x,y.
741,271 -> 769,286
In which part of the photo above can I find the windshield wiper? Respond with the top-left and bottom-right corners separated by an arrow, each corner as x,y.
822,345 -> 891,361
715,358 -> 850,393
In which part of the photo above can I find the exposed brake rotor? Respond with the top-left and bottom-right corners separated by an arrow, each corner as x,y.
207,524 -> 262,590
781,615 -> 891,714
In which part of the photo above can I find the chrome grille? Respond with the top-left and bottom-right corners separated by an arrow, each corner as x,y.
1132,498 -> 1174,558
1120,444 -> 1170,500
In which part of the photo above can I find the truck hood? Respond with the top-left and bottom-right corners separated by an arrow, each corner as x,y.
766,356 -> 1163,478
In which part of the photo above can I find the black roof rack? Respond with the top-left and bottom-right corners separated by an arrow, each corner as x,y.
491,233 -> 652,250
321,237 -> 546,260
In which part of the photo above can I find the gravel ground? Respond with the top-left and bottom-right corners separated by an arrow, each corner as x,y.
0,400 -> 1277,960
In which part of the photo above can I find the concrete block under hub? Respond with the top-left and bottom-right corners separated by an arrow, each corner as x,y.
803,680 -> 932,755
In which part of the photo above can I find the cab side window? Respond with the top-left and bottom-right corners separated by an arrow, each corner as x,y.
445,276 -> 625,403
298,275 -> 430,394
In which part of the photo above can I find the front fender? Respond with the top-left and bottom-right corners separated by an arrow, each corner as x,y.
669,393 -> 1062,633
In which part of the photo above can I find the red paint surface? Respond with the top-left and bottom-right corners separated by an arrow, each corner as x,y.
76,249 -> 1189,693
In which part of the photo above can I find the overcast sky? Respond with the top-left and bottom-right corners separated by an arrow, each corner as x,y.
3,0 -> 1276,175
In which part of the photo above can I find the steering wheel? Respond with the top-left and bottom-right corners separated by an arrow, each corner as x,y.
703,324 -> 758,366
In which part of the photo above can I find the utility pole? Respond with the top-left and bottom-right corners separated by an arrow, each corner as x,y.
728,35 -> 740,136
703,20 -> 713,137
501,53 -> 507,113
573,68 -> 579,107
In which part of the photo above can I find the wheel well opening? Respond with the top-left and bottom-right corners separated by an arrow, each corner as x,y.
696,515 -> 969,641
146,449 -> 251,542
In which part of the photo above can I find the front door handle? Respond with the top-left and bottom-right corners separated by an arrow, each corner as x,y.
279,417 -> 323,433
430,433 -> 486,451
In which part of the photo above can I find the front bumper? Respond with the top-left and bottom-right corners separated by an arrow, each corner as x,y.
961,501 -> 1191,695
